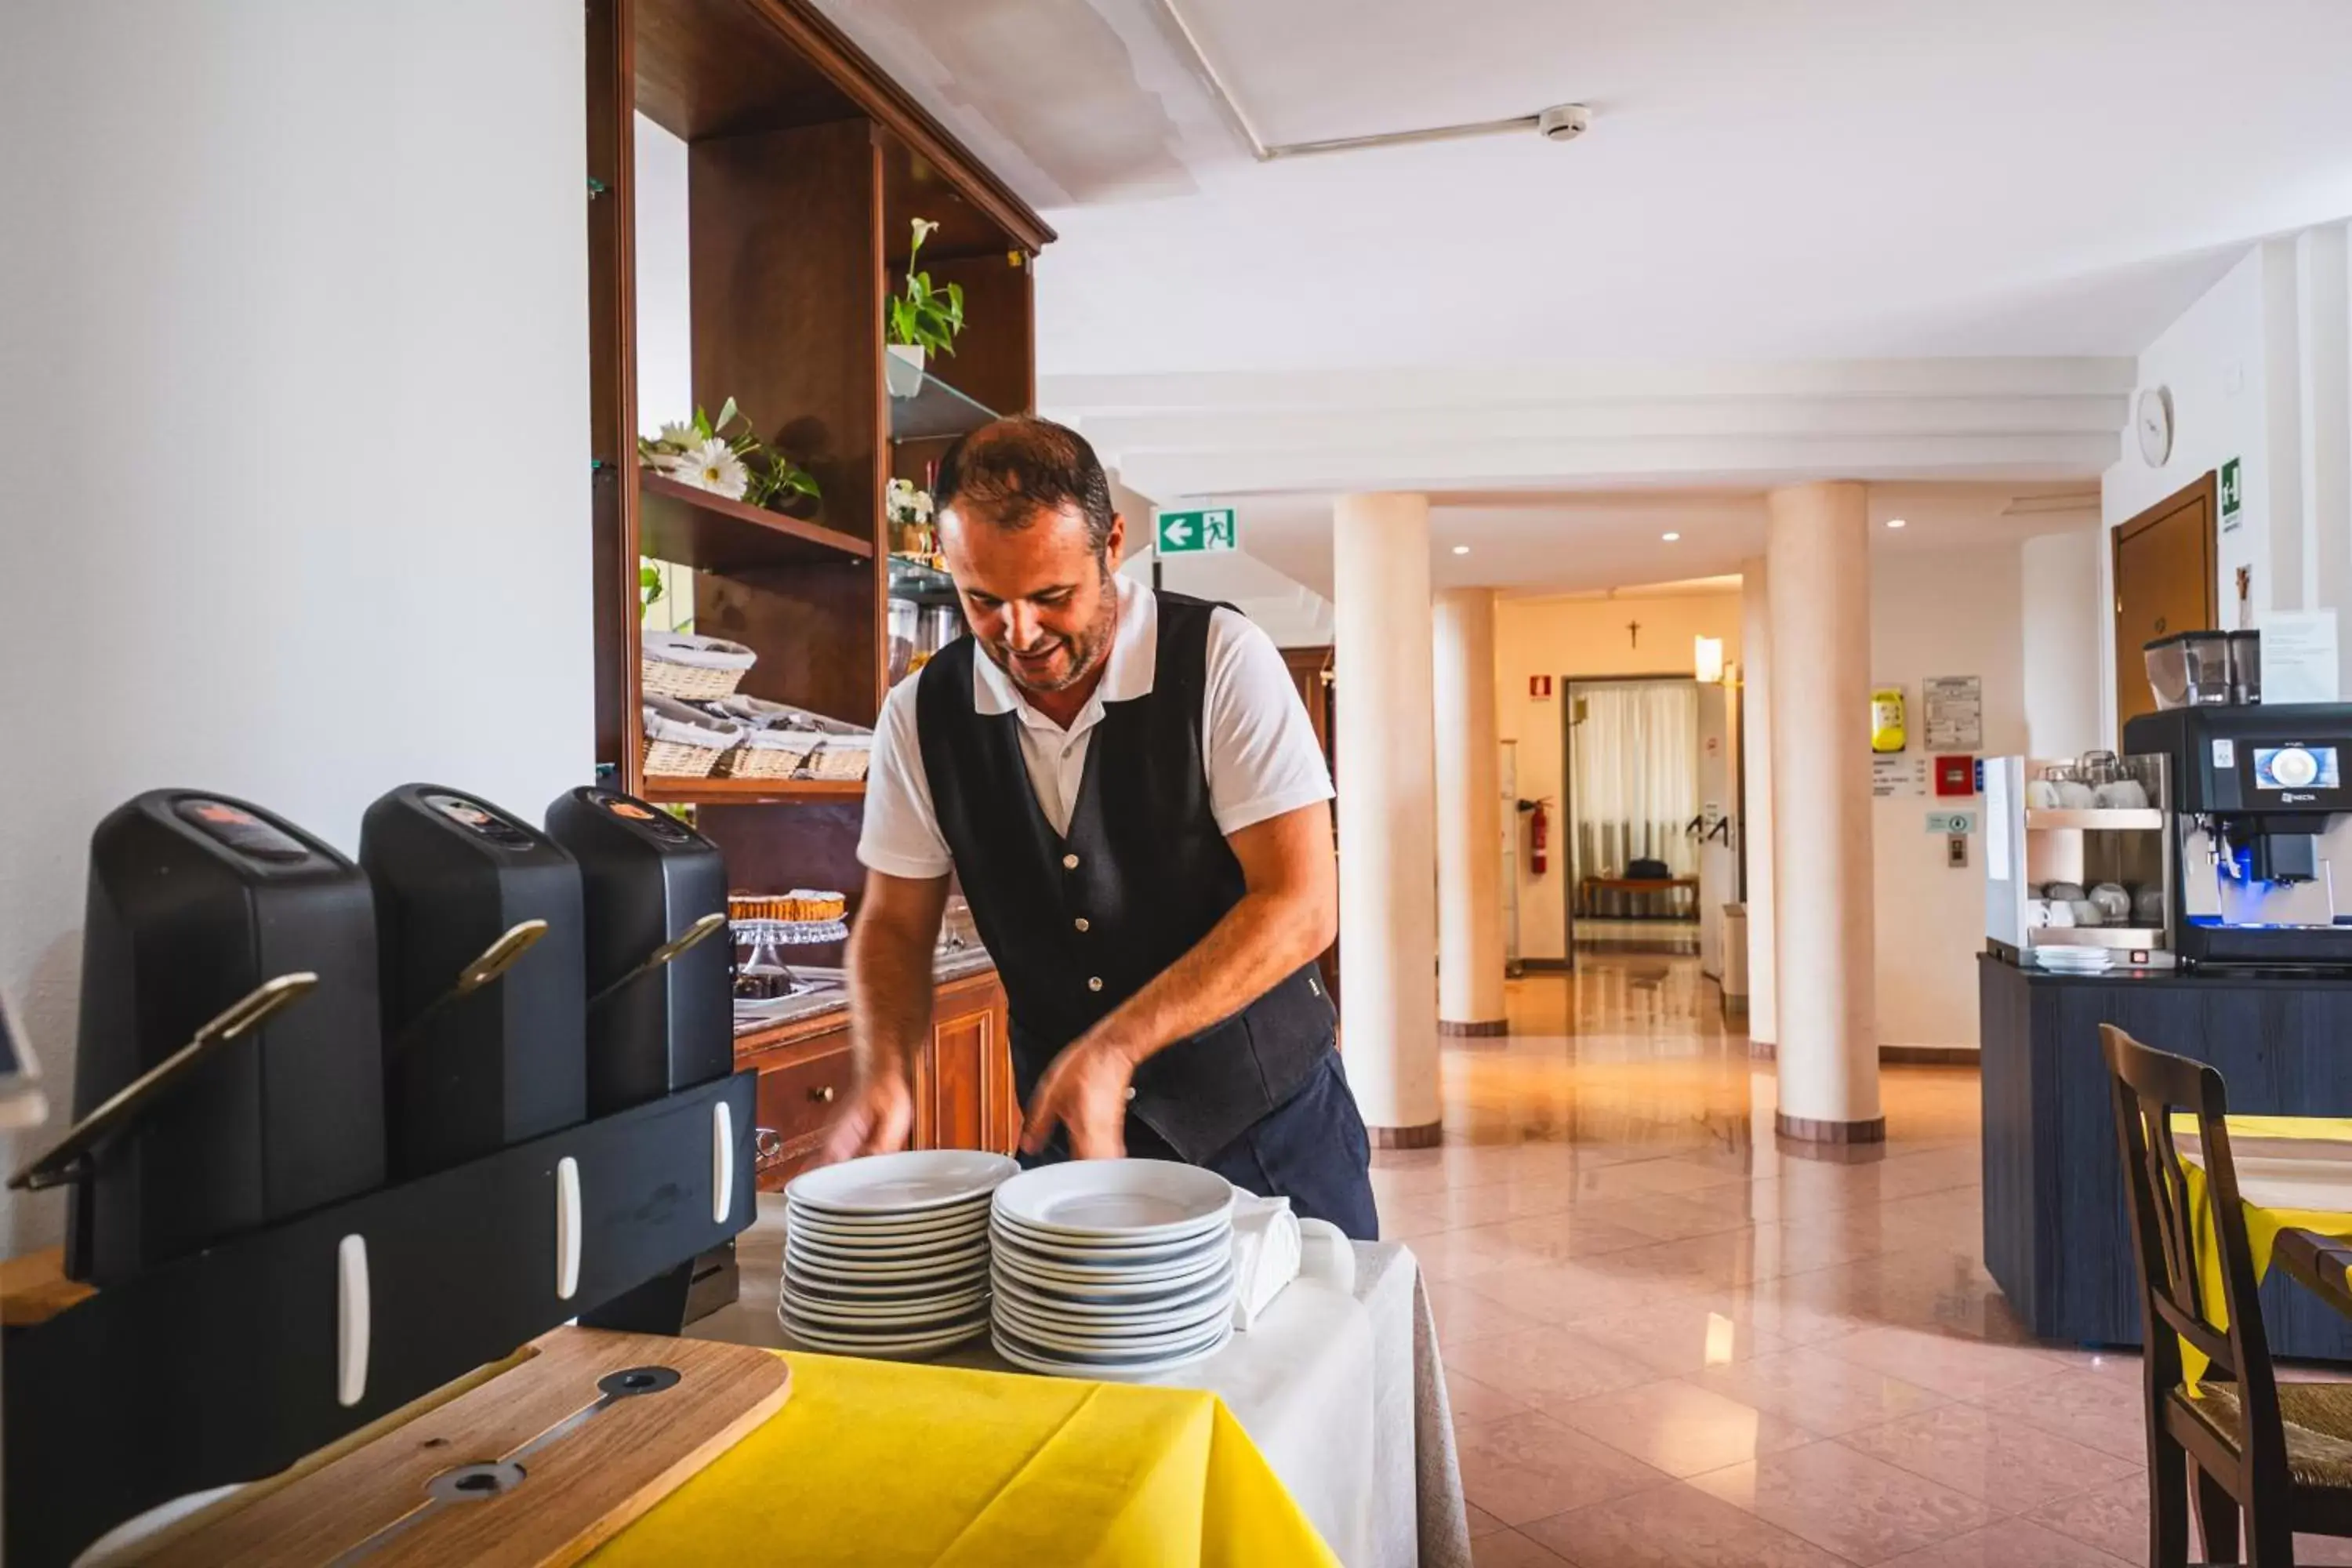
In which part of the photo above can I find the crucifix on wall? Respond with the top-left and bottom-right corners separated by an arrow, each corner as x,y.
1626,619 -> 1642,649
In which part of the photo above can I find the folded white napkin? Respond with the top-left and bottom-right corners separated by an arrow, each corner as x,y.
1229,1190 -> 1304,1331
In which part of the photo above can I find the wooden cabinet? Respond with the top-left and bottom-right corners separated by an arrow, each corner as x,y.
741,967 -> 1010,1189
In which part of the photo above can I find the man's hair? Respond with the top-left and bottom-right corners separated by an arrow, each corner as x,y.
935,416 -> 1116,555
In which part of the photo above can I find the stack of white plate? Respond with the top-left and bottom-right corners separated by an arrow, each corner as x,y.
780,1149 -> 1015,1358
2034,944 -> 2116,974
989,1160 -> 1239,1377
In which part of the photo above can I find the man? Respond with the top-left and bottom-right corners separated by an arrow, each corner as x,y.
816,416 -> 1376,1238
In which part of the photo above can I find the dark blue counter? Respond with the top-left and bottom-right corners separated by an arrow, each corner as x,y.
1980,953 -> 2352,1356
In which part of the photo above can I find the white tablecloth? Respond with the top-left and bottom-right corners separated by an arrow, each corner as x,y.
695,1195 -> 1471,1568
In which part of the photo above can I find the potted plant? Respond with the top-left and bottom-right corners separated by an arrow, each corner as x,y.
885,217 -> 965,397
637,399 -> 822,519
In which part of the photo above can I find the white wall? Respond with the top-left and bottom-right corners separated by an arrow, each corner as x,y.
1494,590 -> 1744,961
635,113 -> 695,438
0,1 -> 592,1252
1869,546 -> 2027,1050
1120,546 -> 1335,647
2020,526 -> 2107,758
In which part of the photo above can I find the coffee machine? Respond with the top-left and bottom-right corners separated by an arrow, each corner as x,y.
2123,702 -> 2352,969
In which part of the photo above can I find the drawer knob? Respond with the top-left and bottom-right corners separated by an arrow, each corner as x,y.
811,1084 -> 836,1104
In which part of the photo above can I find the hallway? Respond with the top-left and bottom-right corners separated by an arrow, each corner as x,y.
1385,953 -> 2338,1567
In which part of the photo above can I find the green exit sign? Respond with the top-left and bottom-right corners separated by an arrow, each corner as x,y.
1156,506 -> 1237,554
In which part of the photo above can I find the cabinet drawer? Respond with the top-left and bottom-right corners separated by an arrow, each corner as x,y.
753,1045 -> 855,1188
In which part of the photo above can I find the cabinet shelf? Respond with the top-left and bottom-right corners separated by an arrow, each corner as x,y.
887,554 -> 960,604
637,472 -> 874,574
643,775 -> 866,806
889,370 -> 1000,443
2024,808 -> 2165,831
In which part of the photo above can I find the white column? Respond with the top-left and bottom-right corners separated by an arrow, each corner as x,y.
1738,558 -> 1777,1050
1765,484 -> 1882,1139
1334,494 -> 1443,1140
2298,223 -> 2352,691
1433,588 -> 1507,1033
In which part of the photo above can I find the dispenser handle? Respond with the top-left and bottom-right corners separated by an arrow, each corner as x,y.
451,919 -> 551,1000
585,911 -> 729,1014
8,971 -> 320,1192
389,920 -> 552,1058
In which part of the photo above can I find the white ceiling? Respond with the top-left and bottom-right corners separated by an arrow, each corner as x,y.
1204,483 -> 2101,601
814,0 -> 2344,594
820,0 -> 2352,372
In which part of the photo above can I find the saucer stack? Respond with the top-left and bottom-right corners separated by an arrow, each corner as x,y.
781,1149 -> 1016,1358
989,1160 -> 1239,1377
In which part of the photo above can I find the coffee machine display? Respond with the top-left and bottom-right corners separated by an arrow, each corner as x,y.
362,784 -> 586,1176
50,792 -> 385,1285
2124,702 -> 2352,970
544,787 -> 731,1115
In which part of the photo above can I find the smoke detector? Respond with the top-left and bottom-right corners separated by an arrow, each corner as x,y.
1537,104 -> 1592,143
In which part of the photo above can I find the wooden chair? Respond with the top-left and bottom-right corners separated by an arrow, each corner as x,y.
2102,1023 -> 2352,1565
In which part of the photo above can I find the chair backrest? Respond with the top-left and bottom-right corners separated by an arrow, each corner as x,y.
2100,1024 -> 2286,1456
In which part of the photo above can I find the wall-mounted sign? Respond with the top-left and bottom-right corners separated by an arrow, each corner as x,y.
1529,675 -> 1553,700
1922,676 -> 1982,751
1156,506 -> 1237,554
1872,753 -> 1928,798
2221,456 -> 2244,534
1926,811 -> 1977,835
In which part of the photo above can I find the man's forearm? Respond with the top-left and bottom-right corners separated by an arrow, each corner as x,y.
1084,886 -> 1330,1067
847,919 -> 935,1080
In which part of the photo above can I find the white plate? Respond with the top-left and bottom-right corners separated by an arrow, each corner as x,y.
992,1294 -> 1231,1350
782,1283 -> 989,1324
990,1323 -> 1232,1377
783,1262 -> 990,1301
991,1160 -> 1233,1241
989,1227 -> 1229,1274
786,1232 -> 988,1269
787,1203 -> 993,1243
989,1206 -> 1228,1254
992,1253 -> 1231,1301
989,1217 -> 1229,1266
781,1311 -> 991,1358
787,1149 -> 1018,1216
785,1239 -> 989,1279
990,1259 -> 1236,1320
993,1243 -> 1230,1290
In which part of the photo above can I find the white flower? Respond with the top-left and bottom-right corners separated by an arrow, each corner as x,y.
656,421 -> 696,451
886,477 -> 934,525
681,437 -> 749,500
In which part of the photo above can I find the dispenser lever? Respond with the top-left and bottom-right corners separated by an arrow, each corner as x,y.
586,911 -> 728,1014
8,972 -> 321,1191
390,920 -> 552,1058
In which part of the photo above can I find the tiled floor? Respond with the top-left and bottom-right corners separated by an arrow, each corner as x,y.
1388,952 -> 2346,1568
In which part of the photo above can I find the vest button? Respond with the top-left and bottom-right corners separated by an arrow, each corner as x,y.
1062,853 -> 1080,870
1124,1087 -> 1137,1102
1087,976 -> 1104,992
1073,916 -> 1090,932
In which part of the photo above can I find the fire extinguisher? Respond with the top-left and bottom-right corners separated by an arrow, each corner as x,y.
1528,797 -> 1552,877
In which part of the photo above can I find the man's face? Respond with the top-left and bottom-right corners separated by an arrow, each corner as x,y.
940,500 -> 1127,695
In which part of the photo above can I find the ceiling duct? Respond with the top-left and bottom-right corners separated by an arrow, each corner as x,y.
1153,0 -> 1585,160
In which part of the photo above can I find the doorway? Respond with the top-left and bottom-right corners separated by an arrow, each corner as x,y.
1562,677 -> 1703,958
2112,472 -> 2219,736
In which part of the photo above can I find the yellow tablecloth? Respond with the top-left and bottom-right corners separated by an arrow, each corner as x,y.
2176,1115 -> 2352,1386
586,1352 -> 1340,1567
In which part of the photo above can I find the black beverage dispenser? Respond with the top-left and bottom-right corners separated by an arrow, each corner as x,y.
361,785 -> 585,1176
543,787 -> 731,1114
63,792 -> 384,1285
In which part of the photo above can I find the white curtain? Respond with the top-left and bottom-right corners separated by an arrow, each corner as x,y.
1569,681 -> 1699,908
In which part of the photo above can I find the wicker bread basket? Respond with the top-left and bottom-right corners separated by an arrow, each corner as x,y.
706,695 -> 870,781
641,630 -> 757,702
715,727 -> 819,779
640,695 -> 743,779
800,734 -> 872,782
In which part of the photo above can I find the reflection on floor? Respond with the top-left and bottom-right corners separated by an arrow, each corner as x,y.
1566,916 -> 1700,956
1395,951 -> 2347,1568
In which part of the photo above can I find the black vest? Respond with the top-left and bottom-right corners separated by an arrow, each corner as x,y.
915,591 -> 1335,1161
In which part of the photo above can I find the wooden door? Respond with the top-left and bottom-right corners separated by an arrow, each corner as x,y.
917,974 -> 1012,1153
2113,474 -> 2219,736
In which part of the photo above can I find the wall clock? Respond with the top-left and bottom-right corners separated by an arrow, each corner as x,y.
2137,386 -> 2173,466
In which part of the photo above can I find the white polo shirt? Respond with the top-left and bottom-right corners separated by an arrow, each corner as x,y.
858,574 -> 1334,880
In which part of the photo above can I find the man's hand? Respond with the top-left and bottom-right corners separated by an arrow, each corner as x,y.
1020,1031 -> 1138,1159
815,1068 -> 915,1166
